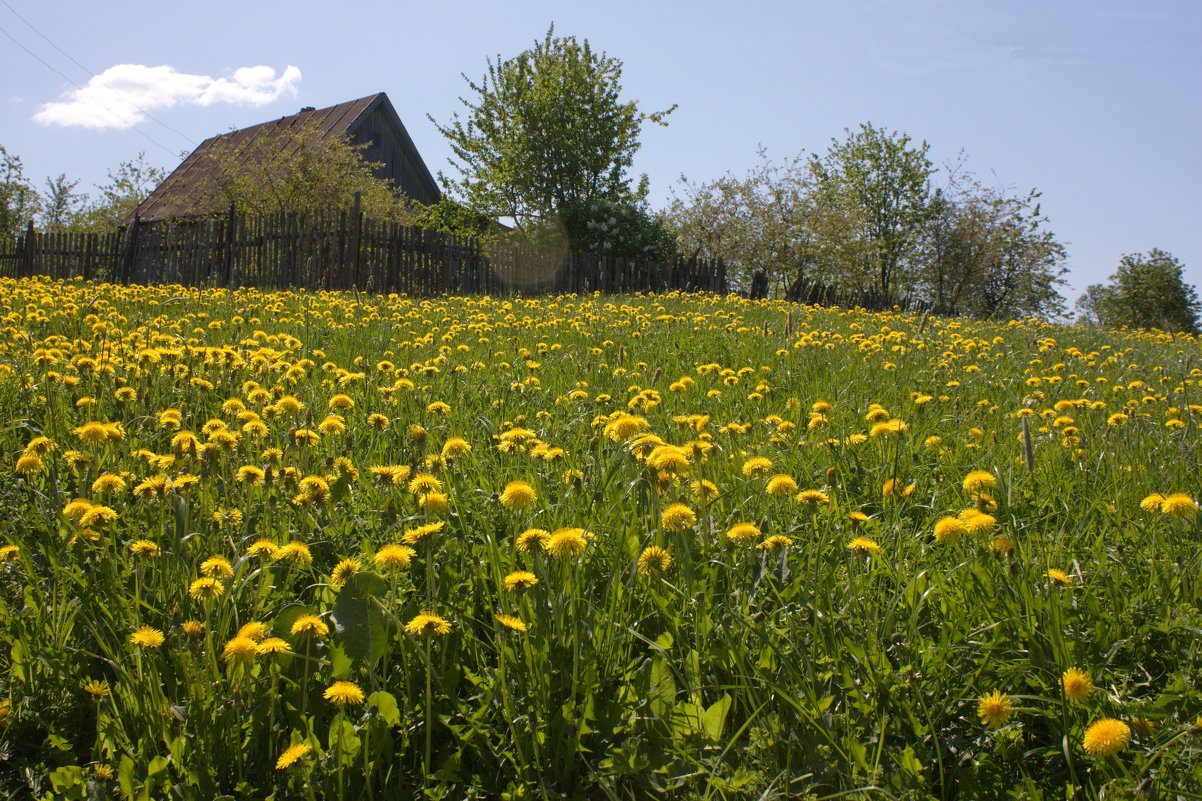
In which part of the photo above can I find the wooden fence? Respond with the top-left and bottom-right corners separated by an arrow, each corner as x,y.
0,205 -> 727,296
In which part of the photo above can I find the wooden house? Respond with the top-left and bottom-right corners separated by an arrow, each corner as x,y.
132,93 -> 441,221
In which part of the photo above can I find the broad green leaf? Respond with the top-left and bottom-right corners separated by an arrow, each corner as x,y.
701,693 -> 732,743
331,572 -> 389,666
366,690 -> 401,726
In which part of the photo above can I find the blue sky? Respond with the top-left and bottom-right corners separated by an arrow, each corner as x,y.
2,0 -> 1199,299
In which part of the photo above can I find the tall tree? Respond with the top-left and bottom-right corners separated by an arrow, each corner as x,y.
430,26 -> 675,233
808,123 -> 938,296
1079,250 -> 1200,334
73,153 -> 171,230
664,150 -> 816,292
923,169 -> 1067,319
1,145 -> 40,240
39,174 -> 89,232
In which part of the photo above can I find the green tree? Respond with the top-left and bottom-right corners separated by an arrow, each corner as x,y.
197,121 -> 416,223
923,169 -> 1068,319
808,123 -> 938,297
39,173 -> 89,232
430,25 -> 674,234
1,145 -> 40,240
665,150 -> 816,292
1079,250 -> 1200,334
73,152 -> 170,230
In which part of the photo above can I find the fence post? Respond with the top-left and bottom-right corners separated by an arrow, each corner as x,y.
222,202 -> 236,287
122,216 -> 142,284
350,192 -> 362,289
21,220 -> 36,277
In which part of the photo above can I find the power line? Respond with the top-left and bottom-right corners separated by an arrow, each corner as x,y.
0,0 -> 194,146
0,9 -> 193,153
1,0 -> 196,147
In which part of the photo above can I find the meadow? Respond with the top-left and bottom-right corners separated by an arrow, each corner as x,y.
0,277 -> 1199,800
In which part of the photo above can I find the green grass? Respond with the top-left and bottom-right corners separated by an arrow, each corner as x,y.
0,278 -> 1199,800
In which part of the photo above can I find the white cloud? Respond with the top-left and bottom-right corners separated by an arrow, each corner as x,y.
33,64 -> 302,130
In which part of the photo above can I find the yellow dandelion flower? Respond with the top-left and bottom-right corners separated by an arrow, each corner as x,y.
237,621 -> 269,641
795,489 -> 830,506
236,465 -> 265,485
405,612 -> 452,636
757,534 -> 793,551
408,473 -> 442,495
328,394 -> 354,411
741,456 -> 773,477
247,539 -> 280,560
963,470 -> 997,495
637,546 -> 673,576
1082,718 -> 1131,758
256,637 -> 290,655
402,521 -> 444,546
1061,668 -> 1094,703
79,505 -> 118,527
726,522 -> 761,543
200,556 -> 233,579
977,690 -> 1013,728
544,528 -> 589,557
503,570 -> 539,592
83,679 -> 110,698
934,516 -> 966,544
1161,493 -> 1197,518
500,480 -> 537,509
1139,493 -> 1165,513
661,503 -> 696,531
1044,568 -> 1072,585
188,577 -> 224,601
290,615 -> 329,638
277,541 -> 313,564
129,626 -> 165,649
181,620 -> 204,637
221,636 -> 258,664
15,453 -> 45,474
331,558 -> 361,586
129,539 -> 160,557
441,437 -> 471,459
275,743 -> 313,770
495,614 -> 528,632
847,537 -> 881,554
323,681 -> 365,706
515,528 -> 550,552
765,474 -> 798,496
958,508 -> 997,535
373,545 -> 416,571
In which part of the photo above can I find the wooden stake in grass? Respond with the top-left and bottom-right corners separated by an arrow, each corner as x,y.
1021,414 -> 1034,472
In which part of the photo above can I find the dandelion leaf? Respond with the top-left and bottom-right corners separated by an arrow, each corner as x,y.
331,572 -> 389,666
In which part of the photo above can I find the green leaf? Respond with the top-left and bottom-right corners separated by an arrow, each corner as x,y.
648,656 -> 675,718
118,755 -> 136,800
701,693 -> 732,743
327,718 -> 361,765
328,642 -> 353,680
366,690 -> 401,727
331,572 -> 389,666
47,765 -> 86,799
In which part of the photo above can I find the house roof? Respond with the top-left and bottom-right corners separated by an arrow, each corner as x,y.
132,93 -> 440,221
